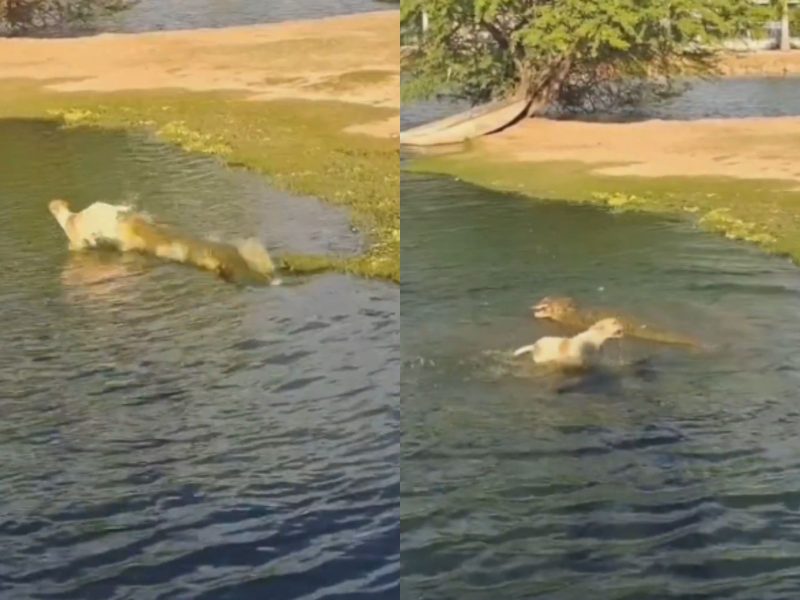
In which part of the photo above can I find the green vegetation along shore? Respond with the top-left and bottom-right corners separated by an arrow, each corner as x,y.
409,149 -> 800,264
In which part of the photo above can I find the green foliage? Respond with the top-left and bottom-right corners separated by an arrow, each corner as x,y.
402,0 -> 758,111
0,0 -> 135,36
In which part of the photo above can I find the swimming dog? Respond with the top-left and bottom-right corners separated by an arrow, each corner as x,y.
514,318 -> 624,368
48,199 -> 132,250
49,199 -> 277,284
531,295 -> 701,350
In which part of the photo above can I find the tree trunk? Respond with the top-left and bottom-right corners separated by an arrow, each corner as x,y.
523,97 -> 550,119
523,58 -> 573,117
780,0 -> 791,52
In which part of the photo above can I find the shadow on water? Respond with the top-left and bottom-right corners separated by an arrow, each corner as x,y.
401,82 -> 800,600
0,118 -> 398,598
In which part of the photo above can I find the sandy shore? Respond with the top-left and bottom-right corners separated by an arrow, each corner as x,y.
0,10 -> 400,137
719,50 -> 800,76
477,116 -> 800,187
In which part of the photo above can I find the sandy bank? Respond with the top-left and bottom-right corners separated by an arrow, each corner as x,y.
478,116 -> 800,187
719,50 -> 800,77
0,10 -> 400,137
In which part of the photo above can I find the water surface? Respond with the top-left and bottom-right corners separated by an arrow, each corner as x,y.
11,0 -> 392,36
98,0 -> 391,33
401,80 -> 800,599
401,77 -> 800,129
0,119 -> 399,599
577,77 -> 800,121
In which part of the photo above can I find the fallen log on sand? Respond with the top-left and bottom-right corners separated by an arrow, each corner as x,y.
400,95 -> 532,146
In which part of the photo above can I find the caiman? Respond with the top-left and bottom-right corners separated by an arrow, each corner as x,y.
531,296 -> 704,351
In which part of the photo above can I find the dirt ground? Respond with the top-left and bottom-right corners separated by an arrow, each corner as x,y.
477,116 -> 800,188
0,10 -> 400,137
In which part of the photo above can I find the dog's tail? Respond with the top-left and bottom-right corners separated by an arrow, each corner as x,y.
513,344 -> 536,357
235,238 -> 280,284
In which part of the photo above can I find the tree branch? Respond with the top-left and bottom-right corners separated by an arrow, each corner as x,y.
479,18 -> 511,51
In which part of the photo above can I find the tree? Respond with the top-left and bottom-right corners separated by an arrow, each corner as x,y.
777,0 -> 791,51
0,0 -> 136,36
401,0 -> 756,115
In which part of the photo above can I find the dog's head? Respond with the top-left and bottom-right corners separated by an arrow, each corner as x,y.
591,318 -> 624,339
532,296 -> 577,320
48,198 -> 71,220
48,198 -> 75,231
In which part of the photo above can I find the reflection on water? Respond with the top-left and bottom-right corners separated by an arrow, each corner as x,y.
0,119 -> 398,598
60,251 -> 146,305
401,84 -> 800,600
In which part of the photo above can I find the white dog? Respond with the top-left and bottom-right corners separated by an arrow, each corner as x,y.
514,318 -> 624,368
48,198 -> 132,250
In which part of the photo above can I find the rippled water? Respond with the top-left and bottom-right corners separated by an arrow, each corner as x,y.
401,80 -> 800,599
0,119 -> 398,598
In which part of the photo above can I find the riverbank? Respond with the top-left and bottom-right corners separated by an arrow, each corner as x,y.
719,49 -> 800,76
408,115 -> 800,261
0,11 -> 400,281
